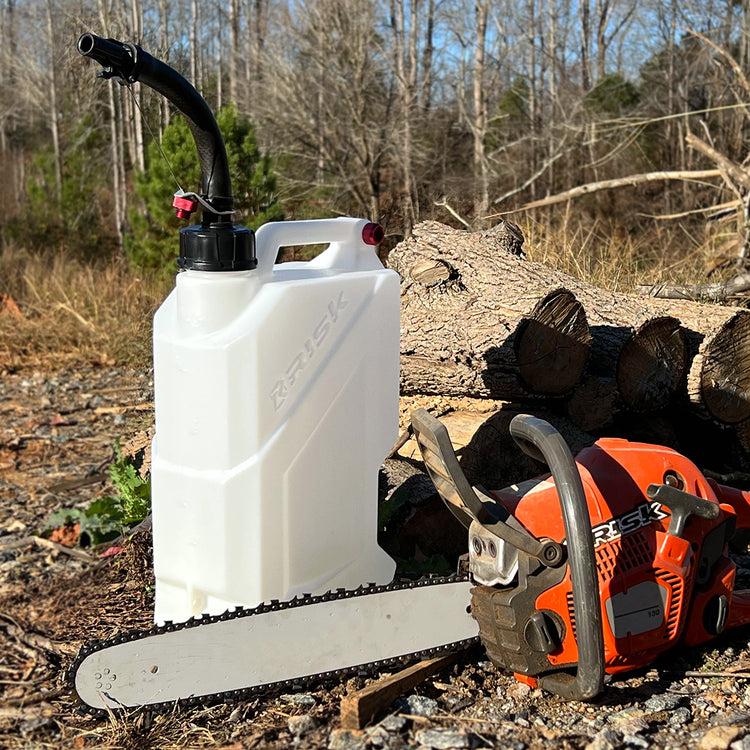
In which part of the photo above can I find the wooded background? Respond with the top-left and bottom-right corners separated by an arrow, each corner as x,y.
2,0 -> 750,264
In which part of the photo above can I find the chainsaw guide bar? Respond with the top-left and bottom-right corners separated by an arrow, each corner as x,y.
69,575 -> 478,715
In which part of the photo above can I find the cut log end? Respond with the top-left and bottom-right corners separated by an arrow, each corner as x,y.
695,311 -> 750,424
514,289 -> 591,395
617,317 -> 687,412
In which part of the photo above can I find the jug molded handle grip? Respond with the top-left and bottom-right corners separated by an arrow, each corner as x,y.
254,218 -> 385,279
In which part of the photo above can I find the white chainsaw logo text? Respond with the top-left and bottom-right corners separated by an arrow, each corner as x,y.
270,293 -> 349,411
590,500 -> 670,548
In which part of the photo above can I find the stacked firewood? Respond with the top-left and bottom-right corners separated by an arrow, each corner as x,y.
387,221 -> 750,485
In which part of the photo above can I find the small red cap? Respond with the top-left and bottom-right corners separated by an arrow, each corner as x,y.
362,223 -> 385,246
173,194 -> 198,220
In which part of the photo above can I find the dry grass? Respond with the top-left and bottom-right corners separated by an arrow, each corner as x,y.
0,244 -> 169,371
520,212 -> 720,292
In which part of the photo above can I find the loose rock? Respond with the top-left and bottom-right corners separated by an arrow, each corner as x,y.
645,694 -> 684,713
329,728 -> 368,750
288,714 -> 317,737
379,715 -> 408,733
584,728 -> 619,750
414,727 -> 470,749
281,693 -> 317,707
399,695 -> 439,717
668,706 -> 693,728
698,725 -> 744,750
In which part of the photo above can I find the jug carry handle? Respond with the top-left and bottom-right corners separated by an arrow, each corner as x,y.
254,218 -> 385,279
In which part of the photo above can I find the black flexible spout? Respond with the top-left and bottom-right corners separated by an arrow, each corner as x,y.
78,33 -> 255,272
77,33 -> 232,219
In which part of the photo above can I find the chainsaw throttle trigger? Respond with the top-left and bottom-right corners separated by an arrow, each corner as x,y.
646,483 -> 720,538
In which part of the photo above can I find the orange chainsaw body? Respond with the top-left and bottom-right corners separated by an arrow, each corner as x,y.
489,437 -> 750,678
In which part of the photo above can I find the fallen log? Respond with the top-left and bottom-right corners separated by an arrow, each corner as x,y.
643,299 -> 750,425
637,272 -> 750,302
389,222 -> 591,400
391,222 -> 687,414
566,375 -> 618,431
457,406 -> 595,490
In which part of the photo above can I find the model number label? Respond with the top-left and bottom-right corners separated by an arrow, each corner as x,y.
270,293 -> 349,411
590,500 -> 670,548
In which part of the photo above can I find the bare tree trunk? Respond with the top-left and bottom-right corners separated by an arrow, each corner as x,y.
420,0 -> 434,111
472,0 -> 489,226
245,0 -> 267,102
158,0 -> 171,131
130,0 -> 145,171
229,0 -> 241,104
216,5 -> 223,111
546,0 -> 557,196
98,0 -> 126,258
527,0 -> 538,200
580,0 -> 591,91
0,0 -> 15,157
190,0 -> 202,89
743,0 -> 750,75
389,0 -> 418,235
595,0 -> 610,81
45,0 -> 62,207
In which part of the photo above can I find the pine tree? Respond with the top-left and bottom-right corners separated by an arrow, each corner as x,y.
127,105 -> 282,274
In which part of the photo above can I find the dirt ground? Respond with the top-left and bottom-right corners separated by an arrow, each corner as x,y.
2,366 -> 750,750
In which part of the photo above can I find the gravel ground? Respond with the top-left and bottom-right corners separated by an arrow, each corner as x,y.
1,367 -> 750,749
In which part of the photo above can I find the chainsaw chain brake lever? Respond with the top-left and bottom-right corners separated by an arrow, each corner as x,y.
646,483 -> 720,538
410,409 -> 561,566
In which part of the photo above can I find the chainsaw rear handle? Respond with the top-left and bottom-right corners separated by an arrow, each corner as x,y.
510,415 -> 605,701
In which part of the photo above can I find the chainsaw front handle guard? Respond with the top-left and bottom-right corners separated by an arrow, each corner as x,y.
510,414 -> 605,701
410,409 -> 558,564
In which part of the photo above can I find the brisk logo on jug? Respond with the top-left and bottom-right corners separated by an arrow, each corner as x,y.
270,292 -> 349,411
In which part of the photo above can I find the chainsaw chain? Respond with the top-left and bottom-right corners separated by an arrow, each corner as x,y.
68,573 -> 477,717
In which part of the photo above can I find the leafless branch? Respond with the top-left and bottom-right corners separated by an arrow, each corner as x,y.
512,170 -> 723,211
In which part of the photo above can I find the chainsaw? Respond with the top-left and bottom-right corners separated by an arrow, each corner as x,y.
70,34 -> 750,712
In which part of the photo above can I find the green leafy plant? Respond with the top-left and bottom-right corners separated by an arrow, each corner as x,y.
44,441 -> 151,547
108,440 -> 151,525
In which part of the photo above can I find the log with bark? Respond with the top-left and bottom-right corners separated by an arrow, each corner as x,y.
389,221 -> 591,401
571,301 -> 686,414
645,298 -> 750,425
389,222 -> 688,415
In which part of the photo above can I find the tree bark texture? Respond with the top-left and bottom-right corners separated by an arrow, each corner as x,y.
389,221 -> 591,401
389,222 -> 689,414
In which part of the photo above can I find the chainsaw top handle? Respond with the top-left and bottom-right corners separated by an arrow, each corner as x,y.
510,414 -> 605,701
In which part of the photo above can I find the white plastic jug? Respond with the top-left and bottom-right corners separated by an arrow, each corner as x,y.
150,217 -> 399,624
